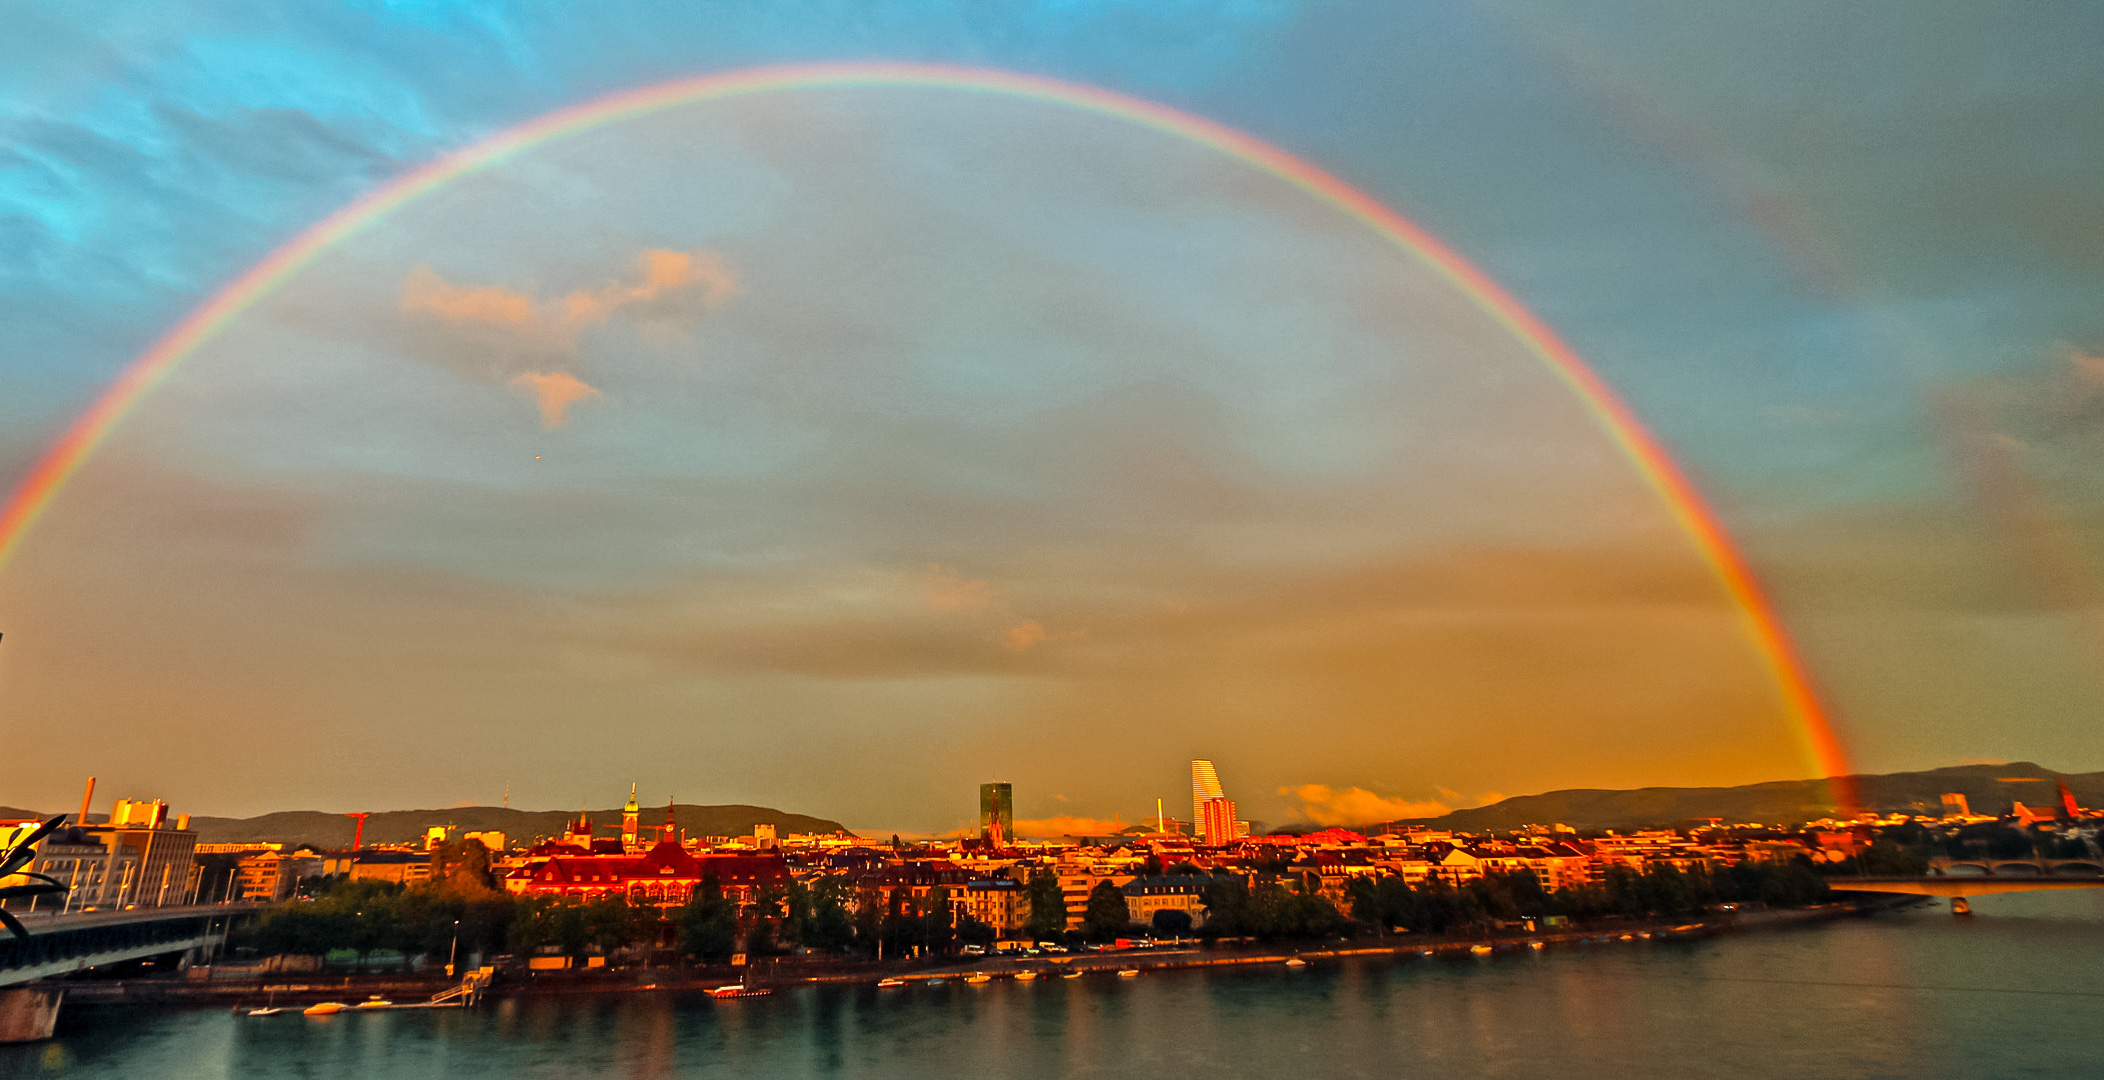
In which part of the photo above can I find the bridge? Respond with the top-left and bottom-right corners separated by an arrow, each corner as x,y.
0,906 -> 252,1042
1926,856 -> 2102,877
1827,875 -> 2104,915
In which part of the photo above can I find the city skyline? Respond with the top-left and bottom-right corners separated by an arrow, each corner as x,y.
4,6 -> 2104,833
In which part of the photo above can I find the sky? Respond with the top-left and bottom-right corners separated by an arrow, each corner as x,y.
2,2 -> 2102,833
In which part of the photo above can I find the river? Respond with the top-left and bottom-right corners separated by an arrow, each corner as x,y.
6,890 -> 2100,1080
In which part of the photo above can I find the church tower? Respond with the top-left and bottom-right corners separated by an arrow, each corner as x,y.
622,784 -> 641,852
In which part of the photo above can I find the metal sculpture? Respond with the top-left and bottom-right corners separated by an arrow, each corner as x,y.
0,816 -> 69,939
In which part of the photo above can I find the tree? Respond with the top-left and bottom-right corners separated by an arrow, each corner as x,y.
1150,909 -> 1193,938
1139,854 -> 1165,877
790,878 -> 856,953
677,875 -> 740,961
1024,869 -> 1068,942
1082,880 -> 1131,942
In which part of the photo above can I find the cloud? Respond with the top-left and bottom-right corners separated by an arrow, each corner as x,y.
403,248 -> 736,340
558,249 -> 738,328
1003,620 -> 1048,652
1286,784 -> 1450,826
508,371 -> 601,428
401,264 -> 536,328
1014,815 -> 1128,838
921,564 -> 993,612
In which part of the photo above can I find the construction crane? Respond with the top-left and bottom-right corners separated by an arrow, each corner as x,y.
346,812 -> 371,851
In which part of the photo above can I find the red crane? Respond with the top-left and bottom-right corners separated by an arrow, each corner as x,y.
346,812 -> 371,851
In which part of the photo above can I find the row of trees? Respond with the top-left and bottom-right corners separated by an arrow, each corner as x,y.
243,856 -> 1836,965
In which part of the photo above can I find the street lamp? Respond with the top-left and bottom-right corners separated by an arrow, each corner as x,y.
447,919 -> 461,978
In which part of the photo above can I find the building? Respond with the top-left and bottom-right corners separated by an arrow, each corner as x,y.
235,850 -> 325,902
1191,761 -> 1225,841
1122,875 -> 1210,930
515,806 -> 791,908
979,783 -> 1014,847
1940,793 -> 1970,818
753,824 -> 778,850
0,800 -> 201,913
960,877 -> 1027,935
1200,797 -> 1244,844
622,785 -> 642,852
347,850 -> 432,886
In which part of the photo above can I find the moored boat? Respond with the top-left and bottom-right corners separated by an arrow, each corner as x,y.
303,1002 -> 345,1016
877,977 -> 906,988
1013,970 -> 1038,981
1116,969 -> 1139,978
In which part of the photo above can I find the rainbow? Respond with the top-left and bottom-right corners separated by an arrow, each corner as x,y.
0,61 -> 1854,801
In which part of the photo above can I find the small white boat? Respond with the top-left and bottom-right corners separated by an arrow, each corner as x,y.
1284,958 -> 1307,968
1469,945 -> 1494,955
1062,971 -> 1083,979
1116,969 -> 1140,978
711,984 -> 772,999
1013,970 -> 1038,982
877,978 -> 906,989
246,1007 -> 285,1017
354,999 -> 393,1010
1529,941 -> 1545,950
964,973 -> 992,984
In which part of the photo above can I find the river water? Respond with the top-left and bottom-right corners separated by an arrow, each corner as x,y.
6,891 -> 2101,1080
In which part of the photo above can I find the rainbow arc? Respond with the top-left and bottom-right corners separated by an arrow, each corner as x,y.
0,61 -> 1854,801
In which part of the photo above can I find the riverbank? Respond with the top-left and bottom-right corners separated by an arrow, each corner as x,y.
49,897 -> 1914,1009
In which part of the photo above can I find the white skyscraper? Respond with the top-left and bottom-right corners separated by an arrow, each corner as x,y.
1191,760 -> 1225,841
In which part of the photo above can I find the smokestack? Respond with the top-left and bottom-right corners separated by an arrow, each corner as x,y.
77,777 -> 96,825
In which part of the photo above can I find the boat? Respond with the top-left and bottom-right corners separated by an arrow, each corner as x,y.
964,973 -> 992,984
925,978 -> 948,986
1469,945 -> 1494,955
354,998 -> 393,1010
1062,971 -> 1083,979
302,1002 -> 345,1016
246,1007 -> 286,1017
1619,934 -> 1634,941
1671,924 -> 1704,934
1528,941 -> 1545,950
711,984 -> 773,999
1013,971 -> 1038,982
1116,969 -> 1140,978
1419,950 -> 1433,957
1284,958 -> 1307,968
877,978 -> 906,989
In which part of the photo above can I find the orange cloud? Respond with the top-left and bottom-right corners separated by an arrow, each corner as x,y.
509,371 -> 602,428
559,249 -> 738,328
921,564 -> 993,612
403,248 -> 737,340
1014,815 -> 1129,838
401,265 -> 535,327
1286,784 -> 1450,826
1003,620 -> 1048,652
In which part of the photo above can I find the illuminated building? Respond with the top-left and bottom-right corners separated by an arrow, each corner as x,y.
622,785 -> 641,852
514,804 -> 789,908
1191,761 -> 1224,841
1200,796 -> 1243,844
0,797 -> 200,912
979,783 -> 1013,847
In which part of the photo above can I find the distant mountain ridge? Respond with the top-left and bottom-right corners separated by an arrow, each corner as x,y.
1398,762 -> 2104,833
0,804 -> 848,848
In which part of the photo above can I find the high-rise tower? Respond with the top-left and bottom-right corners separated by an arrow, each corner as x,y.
980,782 -> 1014,847
1191,761 -> 1225,841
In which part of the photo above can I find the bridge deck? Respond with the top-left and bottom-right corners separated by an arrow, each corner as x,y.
1827,877 -> 2104,898
0,905 -> 254,988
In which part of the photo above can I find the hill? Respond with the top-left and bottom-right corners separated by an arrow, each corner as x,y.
1399,762 -> 2104,833
181,804 -> 849,848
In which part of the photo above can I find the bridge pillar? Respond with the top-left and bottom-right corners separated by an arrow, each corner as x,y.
1952,897 -> 1971,916
0,987 -> 62,1044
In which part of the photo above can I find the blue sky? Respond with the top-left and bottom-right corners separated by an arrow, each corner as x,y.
3,2 -> 2102,827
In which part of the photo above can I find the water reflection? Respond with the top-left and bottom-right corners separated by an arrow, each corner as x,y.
6,895 -> 2104,1080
